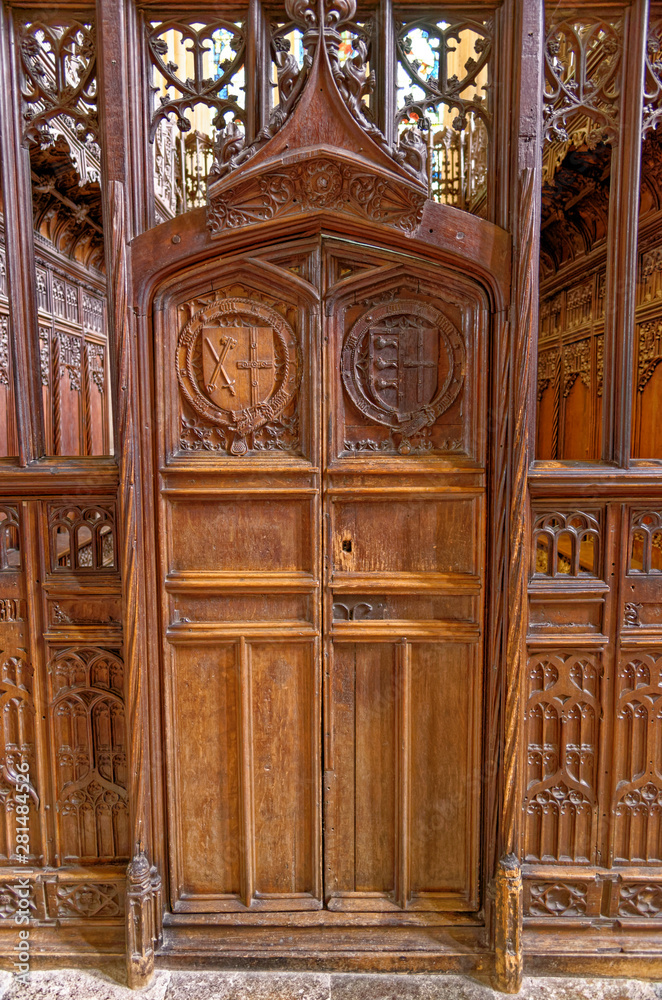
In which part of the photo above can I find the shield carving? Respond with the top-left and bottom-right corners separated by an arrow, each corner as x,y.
201,325 -> 274,410
340,298 -> 465,434
367,322 -> 439,415
177,297 -> 300,456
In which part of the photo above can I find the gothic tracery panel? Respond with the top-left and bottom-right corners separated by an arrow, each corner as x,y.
611,651 -> 662,864
394,14 -> 492,212
48,645 -> 128,863
543,15 -> 622,179
147,14 -> 247,219
0,646 -> 40,865
532,510 -> 600,578
48,503 -> 116,573
524,650 -> 601,864
629,510 -> 662,574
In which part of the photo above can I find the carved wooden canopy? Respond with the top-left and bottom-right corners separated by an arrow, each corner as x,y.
206,0 -> 429,236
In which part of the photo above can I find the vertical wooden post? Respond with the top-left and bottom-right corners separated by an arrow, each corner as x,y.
494,0 -> 544,992
247,0 -> 270,138
395,638 -> 411,911
494,854 -> 523,994
375,0 -> 396,146
126,853 -> 156,990
238,635 -> 256,909
95,0 -> 161,988
0,6 -> 45,464
602,0 -> 649,465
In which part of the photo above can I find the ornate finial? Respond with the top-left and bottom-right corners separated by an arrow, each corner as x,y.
284,0 -> 357,32
208,0 -> 428,194
323,0 -> 357,28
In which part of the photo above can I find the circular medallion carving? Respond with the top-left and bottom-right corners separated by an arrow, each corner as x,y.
176,297 -> 300,455
340,299 -> 465,435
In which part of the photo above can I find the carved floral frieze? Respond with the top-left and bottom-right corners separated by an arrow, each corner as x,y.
208,158 -> 426,236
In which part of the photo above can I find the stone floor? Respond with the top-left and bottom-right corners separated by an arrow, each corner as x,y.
0,969 -> 660,1000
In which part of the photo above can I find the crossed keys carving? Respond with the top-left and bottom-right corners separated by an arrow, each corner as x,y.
205,335 -> 237,396
177,298 -> 301,457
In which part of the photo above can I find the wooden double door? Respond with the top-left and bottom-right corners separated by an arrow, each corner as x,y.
152,232 -> 489,924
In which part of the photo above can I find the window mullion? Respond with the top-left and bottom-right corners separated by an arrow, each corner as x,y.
247,0 -> 270,140
0,5 -> 45,464
376,0 -> 395,146
603,0 -> 649,465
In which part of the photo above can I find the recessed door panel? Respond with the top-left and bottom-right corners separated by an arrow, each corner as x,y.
170,643 -> 240,907
167,497 -> 315,574
409,641 -> 480,908
250,640 -> 320,902
331,497 -> 480,576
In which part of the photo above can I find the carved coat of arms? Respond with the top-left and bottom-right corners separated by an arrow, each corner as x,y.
176,297 -> 301,455
341,299 -> 465,436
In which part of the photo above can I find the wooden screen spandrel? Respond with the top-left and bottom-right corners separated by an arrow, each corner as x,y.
154,237 -> 487,920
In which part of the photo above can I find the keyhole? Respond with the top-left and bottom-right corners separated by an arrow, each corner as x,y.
342,539 -> 352,553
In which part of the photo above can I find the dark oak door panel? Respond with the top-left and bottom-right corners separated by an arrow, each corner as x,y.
156,248 -> 322,913
153,237 -> 488,920
323,246 -> 487,913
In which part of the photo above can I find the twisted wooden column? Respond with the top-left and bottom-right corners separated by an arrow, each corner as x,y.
493,0 -> 543,985
109,180 -> 160,989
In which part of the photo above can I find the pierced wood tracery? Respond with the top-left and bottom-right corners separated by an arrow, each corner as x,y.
629,510 -> 662,574
394,15 -> 491,210
543,15 -> 622,180
527,881 -> 588,917
533,510 -> 600,578
17,14 -> 105,271
147,17 -> 246,140
52,880 -> 124,918
0,506 -> 20,572
208,0 -> 428,205
49,503 -> 116,572
18,15 -> 98,146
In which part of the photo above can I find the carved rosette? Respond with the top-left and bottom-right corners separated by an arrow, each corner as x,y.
208,158 -> 426,236
340,299 -> 465,439
176,297 -> 301,456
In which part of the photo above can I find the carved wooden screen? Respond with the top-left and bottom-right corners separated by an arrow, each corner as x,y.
150,233 -> 488,918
